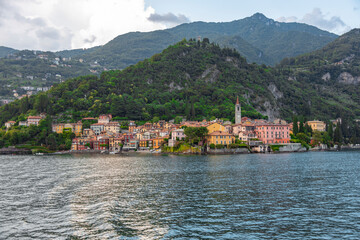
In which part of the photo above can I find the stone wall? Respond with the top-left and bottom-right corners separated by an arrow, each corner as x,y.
207,148 -> 249,154
278,143 -> 307,152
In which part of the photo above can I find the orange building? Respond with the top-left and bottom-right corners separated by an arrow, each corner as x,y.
152,137 -> 165,149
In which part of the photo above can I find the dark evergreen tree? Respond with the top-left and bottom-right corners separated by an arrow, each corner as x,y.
327,122 -> 334,141
304,123 -> 312,135
292,116 -> 298,136
299,120 -> 305,133
333,123 -> 343,144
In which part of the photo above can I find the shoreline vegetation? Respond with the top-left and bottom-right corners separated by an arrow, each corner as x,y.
1,143 -> 359,156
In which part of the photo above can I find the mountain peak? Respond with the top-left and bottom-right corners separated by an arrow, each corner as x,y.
250,12 -> 269,20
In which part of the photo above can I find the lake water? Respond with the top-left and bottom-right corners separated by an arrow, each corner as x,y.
0,151 -> 359,239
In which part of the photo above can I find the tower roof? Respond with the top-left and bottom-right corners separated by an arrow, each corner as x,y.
236,96 -> 239,105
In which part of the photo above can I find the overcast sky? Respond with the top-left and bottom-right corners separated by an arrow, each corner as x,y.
0,0 -> 359,51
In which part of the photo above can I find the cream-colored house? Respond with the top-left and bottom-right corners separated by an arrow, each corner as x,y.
306,120 -> 326,132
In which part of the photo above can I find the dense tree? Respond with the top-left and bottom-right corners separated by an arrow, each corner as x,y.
292,116 -> 299,136
299,120 -> 305,133
34,93 -> 50,113
327,122 -> 334,141
184,127 -> 208,145
333,123 -> 343,144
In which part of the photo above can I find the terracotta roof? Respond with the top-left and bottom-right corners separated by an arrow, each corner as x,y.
208,131 -> 232,136
106,122 -> 120,126
28,116 -> 42,119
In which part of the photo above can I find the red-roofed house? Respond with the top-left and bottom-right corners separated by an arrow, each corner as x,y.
27,116 -> 42,126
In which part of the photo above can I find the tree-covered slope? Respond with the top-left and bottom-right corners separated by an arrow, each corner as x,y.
1,38 -> 358,127
0,46 -> 18,58
276,29 -> 360,119
0,50 -> 100,100
64,13 -> 337,69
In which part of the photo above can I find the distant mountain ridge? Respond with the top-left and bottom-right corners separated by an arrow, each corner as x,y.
0,46 -> 18,58
57,13 -> 337,68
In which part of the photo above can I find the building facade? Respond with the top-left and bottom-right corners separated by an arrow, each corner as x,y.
207,131 -> 235,145
306,120 -> 326,132
255,124 -> 291,144
90,123 -> 105,135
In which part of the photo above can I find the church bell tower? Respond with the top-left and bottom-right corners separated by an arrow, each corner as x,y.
235,96 -> 241,124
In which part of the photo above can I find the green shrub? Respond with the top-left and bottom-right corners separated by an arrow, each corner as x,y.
216,144 -> 224,149
228,143 -> 240,148
209,143 -> 215,149
270,145 -> 284,151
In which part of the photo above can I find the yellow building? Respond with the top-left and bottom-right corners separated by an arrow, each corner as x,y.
52,122 -> 82,136
73,122 -> 83,136
109,137 -> 122,151
207,123 -> 226,134
306,120 -> 326,132
207,131 -> 235,145
140,139 -> 153,148
52,123 -> 65,134
152,137 -> 165,149
105,122 -> 120,134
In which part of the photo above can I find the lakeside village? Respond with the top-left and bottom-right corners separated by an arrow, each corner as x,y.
1,98 -> 352,155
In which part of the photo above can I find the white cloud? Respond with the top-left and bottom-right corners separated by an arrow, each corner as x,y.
0,0 -> 173,51
277,8 -> 351,34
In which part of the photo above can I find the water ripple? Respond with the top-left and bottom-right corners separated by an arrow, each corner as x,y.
0,152 -> 359,239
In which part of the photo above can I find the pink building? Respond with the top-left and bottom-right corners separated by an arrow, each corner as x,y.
98,114 -> 112,124
255,123 -> 291,144
171,129 -> 185,141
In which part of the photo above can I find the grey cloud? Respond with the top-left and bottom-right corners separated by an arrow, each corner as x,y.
148,12 -> 190,24
36,27 -> 61,39
13,13 -> 47,27
83,35 -> 96,44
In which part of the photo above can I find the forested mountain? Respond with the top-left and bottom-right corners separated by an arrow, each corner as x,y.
0,50 -> 100,100
1,37 -> 358,127
276,28 -> 360,119
0,46 -> 18,58
280,28 -> 360,70
58,13 -> 337,68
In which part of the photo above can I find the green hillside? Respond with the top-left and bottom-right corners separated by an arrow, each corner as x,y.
275,29 -> 360,119
0,50 -> 100,100
1,37 -> 358,127
0,46 -> 18,58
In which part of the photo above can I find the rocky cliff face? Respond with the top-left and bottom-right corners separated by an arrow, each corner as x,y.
337,72 -> 360,84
